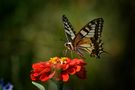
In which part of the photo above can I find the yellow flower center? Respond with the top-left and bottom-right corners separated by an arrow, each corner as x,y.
60,57 -> 68,64
49,57 -> 59,64
49,57 -> 68,64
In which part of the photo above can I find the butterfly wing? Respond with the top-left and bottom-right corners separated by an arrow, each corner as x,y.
73,18 -> 104,58
62,15 -> 76,42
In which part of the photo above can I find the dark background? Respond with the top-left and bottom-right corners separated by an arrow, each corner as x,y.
0,0 -> 135,90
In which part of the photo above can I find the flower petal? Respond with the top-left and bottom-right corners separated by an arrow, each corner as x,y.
67,68 -> 76,75
75,65 -> 81,72
30,74 -> 37,81
48,71 -> 55,79
40,74 -> 49,82
62,64 -> 69,70
61,72 -> 69,82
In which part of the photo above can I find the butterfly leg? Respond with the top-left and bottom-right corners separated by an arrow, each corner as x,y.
63,49 -> 68,56
70,51 -> 74,58
63,49 -> 75,58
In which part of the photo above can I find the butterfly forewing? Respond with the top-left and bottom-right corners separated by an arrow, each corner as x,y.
62,15 -> 76,42
73,18 -> 104,46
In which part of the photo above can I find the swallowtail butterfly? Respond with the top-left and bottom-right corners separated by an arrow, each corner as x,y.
62,15 -> 105,58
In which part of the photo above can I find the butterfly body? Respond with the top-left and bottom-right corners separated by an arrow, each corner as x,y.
62,15 -> 104,58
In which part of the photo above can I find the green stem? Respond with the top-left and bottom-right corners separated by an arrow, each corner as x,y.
57,81 -> 63,90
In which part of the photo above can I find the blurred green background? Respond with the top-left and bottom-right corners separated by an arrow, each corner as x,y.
0,0 -> 135,90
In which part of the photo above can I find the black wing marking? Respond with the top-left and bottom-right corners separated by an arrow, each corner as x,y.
74,18 -> 103,44
62,15 -> 76,42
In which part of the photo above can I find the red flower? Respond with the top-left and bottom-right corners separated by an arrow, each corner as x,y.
60,58 -> 86,82
30,57 -> 86,83
30,62 -> 55,82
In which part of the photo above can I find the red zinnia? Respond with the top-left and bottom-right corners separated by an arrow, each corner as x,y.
30,57 -> 86,83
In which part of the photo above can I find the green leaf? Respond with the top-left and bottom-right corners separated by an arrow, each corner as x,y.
32,81 -> 45,90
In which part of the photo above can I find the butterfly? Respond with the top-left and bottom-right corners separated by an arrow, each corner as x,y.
62,15 -> 105,58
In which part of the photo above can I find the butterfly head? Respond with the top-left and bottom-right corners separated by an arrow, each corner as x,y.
64,42 -> 74,50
